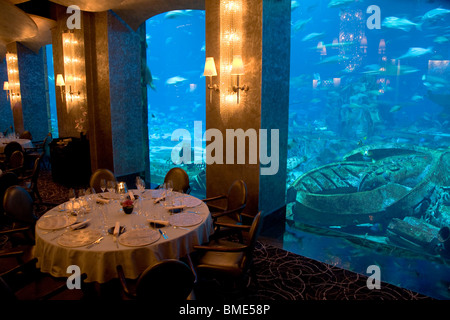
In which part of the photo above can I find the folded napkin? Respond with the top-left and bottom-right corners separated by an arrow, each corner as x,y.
166,205 -> 186,211
96,198 -> 110,204
153,196 -> 165,204
70,219 -> 91,230
147,219 -> 170,226
128,191 -> 135,200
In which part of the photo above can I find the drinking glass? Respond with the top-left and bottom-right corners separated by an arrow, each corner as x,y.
68,188 -> 76,200
100,179 -> 107,192
164,180 -> 174,208
136,177 -> 145,194
107,180 -> 117,194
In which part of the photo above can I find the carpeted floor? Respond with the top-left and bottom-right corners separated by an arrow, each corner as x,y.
3,168 -> 433,300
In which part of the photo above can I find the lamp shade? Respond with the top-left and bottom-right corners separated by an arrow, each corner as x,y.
231,55 -> 244,75
56,74 -> 65,86
3,81 -> 8,90
203,57 -> 217,77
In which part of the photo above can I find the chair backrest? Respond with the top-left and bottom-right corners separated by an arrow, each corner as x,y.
240,212 -> 262,271
164,167 -> 190,193
7,151 -> 24,170
30,154 -> 43,186
226,180 -> 247,219
3,186 -> 36,225
3,142 -> 23,161
19,131 -> 32,140
89,168 -> 116,193
135,259 -> 195,300
0,172 -> 19,214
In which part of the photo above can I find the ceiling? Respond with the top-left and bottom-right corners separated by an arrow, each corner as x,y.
0,0 -> 204,59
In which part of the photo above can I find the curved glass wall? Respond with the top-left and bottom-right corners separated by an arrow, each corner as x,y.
145,10 -> 206,197
287,0 -> 450,299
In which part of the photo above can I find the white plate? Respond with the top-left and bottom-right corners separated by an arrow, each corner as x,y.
119,228 -> 161,247
177,196 -> 203,208
37,215 -> 77,230
57,229 -> 102,247
168,212 -> 203,227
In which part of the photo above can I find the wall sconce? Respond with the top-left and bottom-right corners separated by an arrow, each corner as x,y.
56,73 -> 80,102
231,55 -> 249,104
3,81 -> 9,101
203,57 -> 219,103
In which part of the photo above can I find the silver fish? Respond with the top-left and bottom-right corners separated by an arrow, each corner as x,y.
421,8 -> 450,23
396,47 -> 433,59
382,17 -> 422,31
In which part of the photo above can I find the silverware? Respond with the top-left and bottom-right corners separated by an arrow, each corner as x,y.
86,236 -> 104,249
172,225 -> 189,231
159,229 -> 168,239
113,235 -> 119,248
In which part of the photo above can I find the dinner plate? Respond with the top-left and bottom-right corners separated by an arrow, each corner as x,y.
119,228 -> 160,247
168,212 -> 203,227
57,229 -> 102,247
150,189 -> 165,198
37,215 -> 78,230
177,195 -> 203,208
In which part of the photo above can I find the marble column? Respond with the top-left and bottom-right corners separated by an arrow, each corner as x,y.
205,0 -> 290,219
52,7 -> 147,179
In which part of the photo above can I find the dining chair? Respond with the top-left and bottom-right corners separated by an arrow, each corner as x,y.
4,150 -> 24,176
162,167 -> 191,194
89,168 -> 116,193
19,131 -> 32,140
19,153 -> 44,203
202,180 -> 251,240
190,212 -> 262,292
1,186 -> 37,247
24,132 -> 52,169
0,142 -> 23,169
0,172 -> 19,216
116,259 -> 196,300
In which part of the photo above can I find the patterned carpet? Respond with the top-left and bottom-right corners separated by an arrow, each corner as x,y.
10,168 -> 433,300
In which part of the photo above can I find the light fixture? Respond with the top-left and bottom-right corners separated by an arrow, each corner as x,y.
203,57 -> 219,102
56,73 -> 79,102
3,81 -> 9,101
220,0 -> 243,109
231,55 -> 249,104
56,74 -> 65,101
5,53 -> 20,105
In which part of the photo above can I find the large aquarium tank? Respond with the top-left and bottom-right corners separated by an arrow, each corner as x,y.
143,4 -> 450,298
145,10 -> 206,198
286,0 -> 450,299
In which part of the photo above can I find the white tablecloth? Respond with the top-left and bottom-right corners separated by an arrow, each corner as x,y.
0,138 -> 33,153
34,190 -> 213,283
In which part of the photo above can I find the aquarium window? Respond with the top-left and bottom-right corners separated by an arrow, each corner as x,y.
145,10 -> 206,198
45,44 -> 59,139
288,0 -> 450,299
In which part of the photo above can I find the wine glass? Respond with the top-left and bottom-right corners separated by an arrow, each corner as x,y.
164,180 -> 174,208
68,188 -> 76,200
107,180 -> 116,193
100,179 -> 107,193
136,176 -> 145,194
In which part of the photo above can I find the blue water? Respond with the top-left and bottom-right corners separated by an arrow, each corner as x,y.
145,10 -> 206,196
288,0 -> 450,299
46,44 -> 59,139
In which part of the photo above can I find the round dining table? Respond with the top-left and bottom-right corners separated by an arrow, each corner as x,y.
34,189 -> 213,283
0,138 -> 33,153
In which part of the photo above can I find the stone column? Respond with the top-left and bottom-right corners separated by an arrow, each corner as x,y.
52,8 -> 147,180
205,0 -> 290,220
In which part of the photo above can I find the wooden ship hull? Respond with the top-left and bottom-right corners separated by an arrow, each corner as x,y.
291,145 -> 450,227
